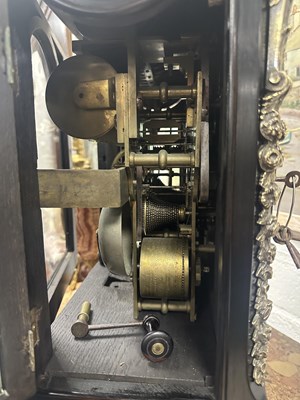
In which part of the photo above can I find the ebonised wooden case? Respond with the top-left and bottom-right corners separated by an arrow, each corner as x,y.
0,0 -> 274,399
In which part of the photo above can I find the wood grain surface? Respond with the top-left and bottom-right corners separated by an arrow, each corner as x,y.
266,329 -> 300,400
46,264 -> 216,398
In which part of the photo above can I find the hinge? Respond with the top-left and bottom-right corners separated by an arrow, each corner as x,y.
27,330 -> 35,372
30,307 -> 41,347
0,389 -> 9,399
24,307 -> 42,372
0,363 -> 9,399
1,26 -> 14,85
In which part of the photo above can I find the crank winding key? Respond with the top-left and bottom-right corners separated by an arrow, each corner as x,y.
71,301 -> 173,362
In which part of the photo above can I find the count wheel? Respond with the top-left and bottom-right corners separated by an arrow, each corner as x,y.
141,330 -> 173,362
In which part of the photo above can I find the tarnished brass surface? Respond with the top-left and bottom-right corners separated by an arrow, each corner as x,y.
138,84 -> 197,101
127,41 -> 138,140
143,194 -> 185,235
151,343 -> 165,355
194,71 -> 202,169
78,301 -> 91,321
138,300 -> 191,313
71,301 -> 91,339
38,168 -> 129,208
46,55 -> 116,140
132,201 -> 139,319
115,74 -> 129,144
130,150 -> 195,168
139,237 -> 189,300
73,79 -> 115,110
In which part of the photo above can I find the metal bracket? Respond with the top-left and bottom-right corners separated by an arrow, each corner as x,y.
38,168 -> 129,208
116,74 -> 129,144
3,27 -> 14,85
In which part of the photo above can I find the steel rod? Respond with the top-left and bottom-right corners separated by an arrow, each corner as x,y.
88,321 -> 143,331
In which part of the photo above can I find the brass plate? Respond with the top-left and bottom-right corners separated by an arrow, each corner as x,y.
46,55 -> 116,140
139,237 -> 189,300
38,168 -> 129,208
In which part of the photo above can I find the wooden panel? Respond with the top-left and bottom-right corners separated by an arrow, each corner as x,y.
38,168 -> 129,208
40,377 -> 215,399
0,1 -> 52,398
9,1 -> 54,378
44,264 -> 215,398
214,0 -> 266,399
